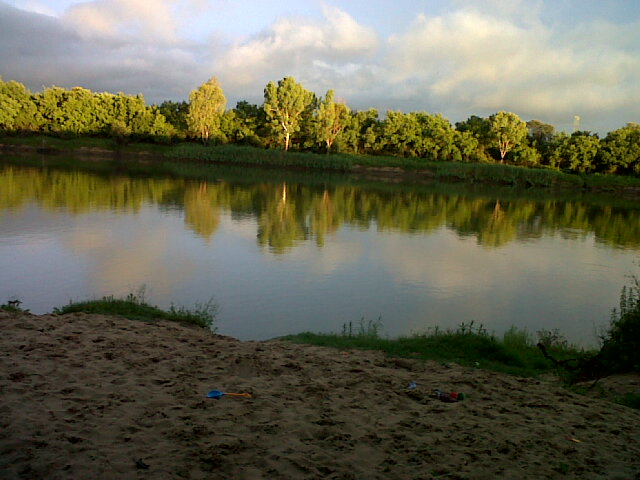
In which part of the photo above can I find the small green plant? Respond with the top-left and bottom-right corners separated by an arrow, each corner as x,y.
456,320 -> 488,336
53,291 -> 218,330
0,297 -> 29,313
341,316 -> 383,339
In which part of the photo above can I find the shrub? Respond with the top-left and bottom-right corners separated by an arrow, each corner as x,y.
598,276 -> 640,373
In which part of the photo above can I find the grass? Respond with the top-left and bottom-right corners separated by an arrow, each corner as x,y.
0,297 -> 29,313
52,291 -> 218,330
284,319 -> 640,410
281,320 -> 589,378
4,133 -> 640,194
166,143 -> 355,171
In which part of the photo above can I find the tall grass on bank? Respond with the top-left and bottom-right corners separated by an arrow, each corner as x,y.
281,319 -> 588,378
53,292 -> 218,330
430,162 -> 584,188
167,143 -> 355,171
4,134 -> 640,193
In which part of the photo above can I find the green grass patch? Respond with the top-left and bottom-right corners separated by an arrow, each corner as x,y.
281,320 -> 588,378
166,143 -> 355,171
53,292 -> 218,330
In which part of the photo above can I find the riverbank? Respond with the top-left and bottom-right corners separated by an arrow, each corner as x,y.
2,136 -> 640,196
2,310 -> 639,479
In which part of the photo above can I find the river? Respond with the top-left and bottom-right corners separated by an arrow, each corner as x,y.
1,154 -> 638,345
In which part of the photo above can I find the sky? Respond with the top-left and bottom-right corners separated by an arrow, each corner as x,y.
1,0 -> 639,134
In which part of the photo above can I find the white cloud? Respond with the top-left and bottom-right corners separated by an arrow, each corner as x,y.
63,0 -> 180,43
21,1 -> 57,16
214,5 -> 378,98
0,0 -> 638,133
386,7 -> 640,128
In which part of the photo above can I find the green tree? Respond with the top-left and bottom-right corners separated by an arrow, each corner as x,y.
226,101 -> 267,146
34,86 -> 68,134
315,90 -> 350,153
158,100 -> 189,134
340,109 -> 380,154
0,78 -> 40,131
598,123 -> 640,175
187,77 -> 227,144
552,132 -> 600,173
418,113 -> 459,161
453,130 -> 481,163
380,110 -> 421,157
455,115 -> 493,162
263,76 -> 315,151
526,119 -> 555,144
489,111 -> 528,163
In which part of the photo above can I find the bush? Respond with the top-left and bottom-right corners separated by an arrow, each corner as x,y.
537,274 -> 640,381
599,276 -> 640,373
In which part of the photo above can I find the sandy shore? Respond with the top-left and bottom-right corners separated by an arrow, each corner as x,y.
1,311 -> 639,479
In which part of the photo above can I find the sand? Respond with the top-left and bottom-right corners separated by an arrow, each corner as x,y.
1,311 -> 639,480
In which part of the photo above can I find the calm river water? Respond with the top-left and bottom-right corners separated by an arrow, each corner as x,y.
1,155 -> 639,345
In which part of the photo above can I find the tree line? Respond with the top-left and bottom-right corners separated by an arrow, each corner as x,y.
1,75 -> 639,175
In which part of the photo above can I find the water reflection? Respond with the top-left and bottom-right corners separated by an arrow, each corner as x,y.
1,158 -> 639,345
2,163 -> 639,251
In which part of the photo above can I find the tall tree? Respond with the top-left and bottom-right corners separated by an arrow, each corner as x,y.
0,77 -> 40,131
315,90 -> 350,153
455,115 -> 493,162
187,77 -> 227,144
526,119 -> 555,144
228,101 -> 267,146
263,76 -> 315,151
158,100 -> 189,134
489,111 -> 528,163
598,123 -> 640,174
552,132 -> 600,173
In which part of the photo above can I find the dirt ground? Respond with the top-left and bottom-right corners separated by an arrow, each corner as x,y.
1,311 -> 639,479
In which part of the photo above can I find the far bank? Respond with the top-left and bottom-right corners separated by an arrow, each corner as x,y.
2,135 -> 640,197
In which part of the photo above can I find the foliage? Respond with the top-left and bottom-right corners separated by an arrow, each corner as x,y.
186,77 -> 227,144
537,275 -> 640,382
53,291 -> 218,330
0,77 -> 40,131
157,100 -> 189,134
598,123 -> 640,175
1,74 -> 640,178
489,111 -> 529,163
263,76 -> 315,150
527,119 -> 555,144
551,132 -> 601,173
377,111 -> 462,161
599,275 -> 640,373
314,90 -> 350,153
